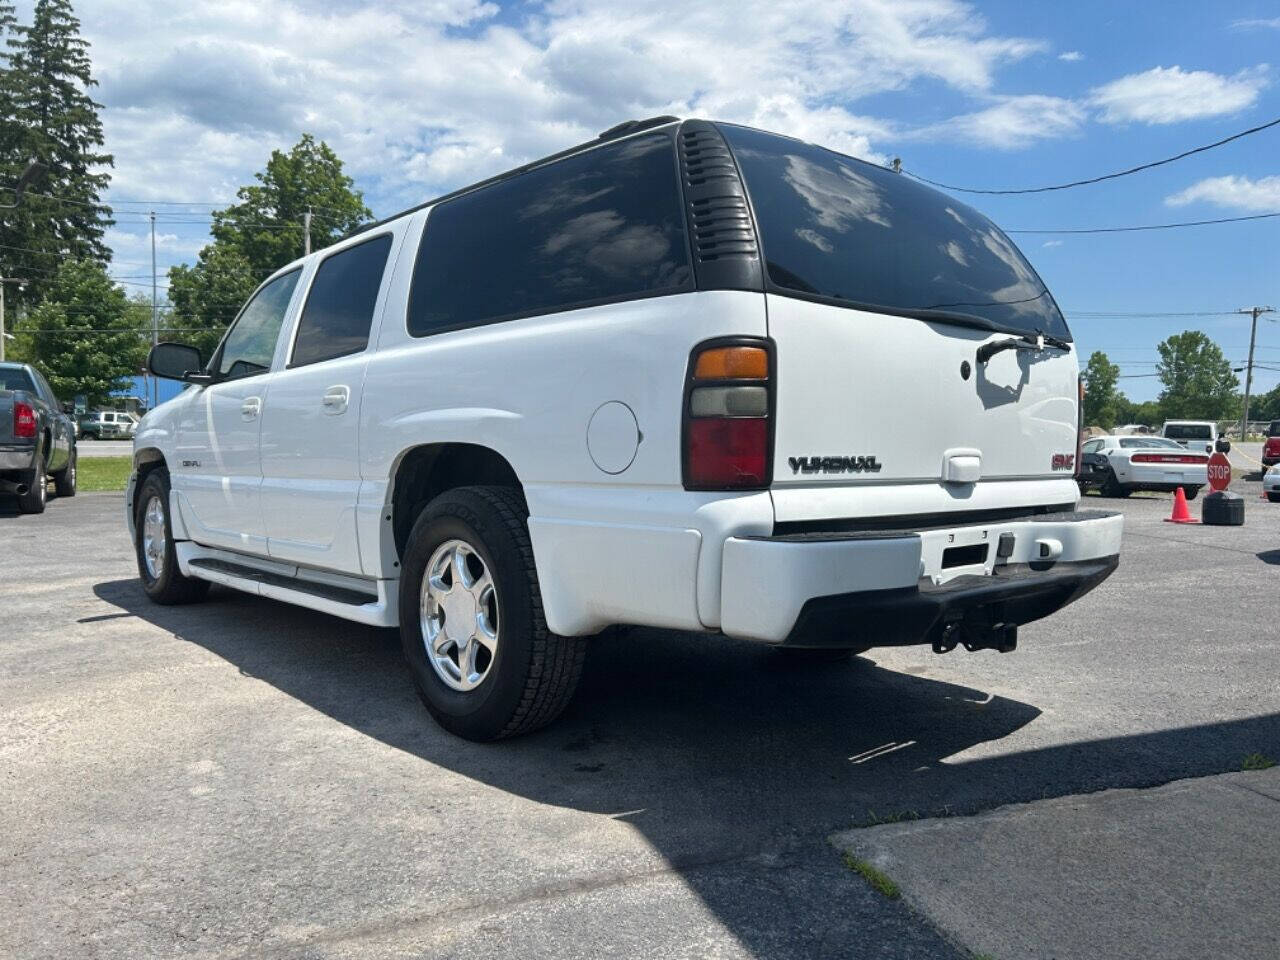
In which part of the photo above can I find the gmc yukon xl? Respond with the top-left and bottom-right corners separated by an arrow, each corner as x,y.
127,118 -> 1123,740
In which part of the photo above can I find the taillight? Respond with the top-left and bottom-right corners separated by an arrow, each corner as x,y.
683,339 -> 773,490
1131,453 -> 1206,464
14,401 -> 36,439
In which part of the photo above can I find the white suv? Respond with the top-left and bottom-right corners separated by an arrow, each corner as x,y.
128,117 -> 1123,740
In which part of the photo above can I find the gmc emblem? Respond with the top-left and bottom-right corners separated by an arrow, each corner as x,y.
1051,453 -> 1075,471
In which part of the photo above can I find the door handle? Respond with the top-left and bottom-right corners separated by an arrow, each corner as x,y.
321,385 -> 350,415
241,397 -> 262,421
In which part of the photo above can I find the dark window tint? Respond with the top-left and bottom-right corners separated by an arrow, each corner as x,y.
1120,437 -> 1182,449
408,132 -> 692,335
0,367 -> 35,392
1163,424 -> 1212,440
720,124 -> 1070,339
1268,421 -> 1280,437
293,235 -> 392,367
217,270 -> 301,379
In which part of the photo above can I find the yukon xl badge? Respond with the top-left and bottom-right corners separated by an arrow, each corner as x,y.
789,455 -> 882,475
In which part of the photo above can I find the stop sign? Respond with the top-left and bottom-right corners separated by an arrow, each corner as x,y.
1206,452 -> 1232,492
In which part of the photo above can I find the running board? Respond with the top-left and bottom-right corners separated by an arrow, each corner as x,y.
174,542 -> 399,627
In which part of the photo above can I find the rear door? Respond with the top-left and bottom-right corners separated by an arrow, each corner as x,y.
259,231 -> 399,574
174,268 -> 302,553
719,124 -> 1080,522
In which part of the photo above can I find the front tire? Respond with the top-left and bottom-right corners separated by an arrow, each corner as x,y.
53,447 -> 77,497
16,453 -> 47,514
399,486 -> 586,741
135,470 -> 209,605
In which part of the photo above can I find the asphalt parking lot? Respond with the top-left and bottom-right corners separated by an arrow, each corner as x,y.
3,484 -> 1278,959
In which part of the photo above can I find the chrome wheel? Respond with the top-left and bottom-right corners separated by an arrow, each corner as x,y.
142,495 -> 166,580
420,538 -> 499,692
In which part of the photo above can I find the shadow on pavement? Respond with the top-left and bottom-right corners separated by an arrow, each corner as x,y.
93,576 -> 1280,957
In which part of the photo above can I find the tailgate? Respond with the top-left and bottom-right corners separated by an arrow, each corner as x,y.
0,391 -> 15,444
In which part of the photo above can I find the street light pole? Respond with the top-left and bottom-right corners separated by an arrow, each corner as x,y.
1237,305 -> 1276,440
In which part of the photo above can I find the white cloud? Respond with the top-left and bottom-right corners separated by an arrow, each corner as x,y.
1089,65 -> 1269,124
1231,17 -> 1280,30
1058,50 -> 1083,62
1042,240 -> 1063,247
53,0 -> 1053,221
914,94 -> 1086,149
1165,175 -> 1280,212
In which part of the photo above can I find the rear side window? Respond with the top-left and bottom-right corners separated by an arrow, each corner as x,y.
0,368 -> 35,392
719,124 -> 1070,340
408,131 -> 692,335
292,234 -> 393,367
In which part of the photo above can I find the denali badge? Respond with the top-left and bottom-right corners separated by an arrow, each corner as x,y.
788,455 -> 882,475
1051,453 -> 1075,471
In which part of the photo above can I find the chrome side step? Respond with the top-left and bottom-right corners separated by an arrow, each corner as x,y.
174,541 -> 399,627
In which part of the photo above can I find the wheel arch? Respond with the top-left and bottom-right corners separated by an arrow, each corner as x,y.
387,442 -> 523,564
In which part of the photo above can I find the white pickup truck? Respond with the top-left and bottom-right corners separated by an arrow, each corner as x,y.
128,117 -> 1123,740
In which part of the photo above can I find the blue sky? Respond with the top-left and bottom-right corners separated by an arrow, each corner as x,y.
29,0 -> 1278,401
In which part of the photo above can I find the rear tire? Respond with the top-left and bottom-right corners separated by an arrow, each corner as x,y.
1100,470 -> 1129,498
1268,492 -> 1280,504
1183,486 -> 1200,501
16,453 -> 47,514
53,447 -> 77,497
135,470 -> 210,605
399,485 -> 586,741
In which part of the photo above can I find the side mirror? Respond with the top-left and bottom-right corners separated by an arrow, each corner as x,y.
1215,439 -> 1231,454
148,342 -> 210,383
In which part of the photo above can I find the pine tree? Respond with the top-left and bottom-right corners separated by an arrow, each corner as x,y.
0,0 -> 113,311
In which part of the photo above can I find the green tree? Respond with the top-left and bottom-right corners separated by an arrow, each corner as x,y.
1081,350 -> 1121,428
15,258 -> 145,407
167,244 -> 258,361
210,133 -> 370,277
166,135 -> 369,353
1155,330 -> 1239,421
0,0 -> 113,311
1252,382 -> 1280,423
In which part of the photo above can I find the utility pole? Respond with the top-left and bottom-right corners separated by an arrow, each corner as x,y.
303,206 -> 312,256
150,210 -> 159,409
1237,305 -> 1276,440
0,276 -> 25,363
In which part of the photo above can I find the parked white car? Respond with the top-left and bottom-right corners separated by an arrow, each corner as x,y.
126,117 -> 1123,740
1263,464 -> 1280,503
1081,435 -> 1208,499
1161,420 -> 1218,455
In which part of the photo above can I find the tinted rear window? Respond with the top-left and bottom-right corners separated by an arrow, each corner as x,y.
1269,421 -> 1280,437
0,368 -> 35,392
1120,438 -> 1183,449
408,131 -> 692,335
720,124 -> 1069,339
292,234 -> 392,367
1163,424 -> 1212,440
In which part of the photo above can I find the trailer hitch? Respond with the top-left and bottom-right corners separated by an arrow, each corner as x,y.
931,619 -> 1017,655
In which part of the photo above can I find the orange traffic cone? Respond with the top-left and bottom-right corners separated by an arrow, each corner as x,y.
1164,486 -> 1199,524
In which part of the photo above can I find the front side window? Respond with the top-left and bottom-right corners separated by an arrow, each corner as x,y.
292,234 -> 393,367
408,131 -> 692,335
217,269 -> 301,379
720,124 -> 1070,340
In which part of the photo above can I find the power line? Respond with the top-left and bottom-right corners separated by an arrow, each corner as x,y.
1007,211 -> 1280,234
903,115 -> 1280,195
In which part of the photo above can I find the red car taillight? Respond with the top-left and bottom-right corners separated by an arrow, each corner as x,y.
1131,453 -> 1206,464
14,401 -> 36,439
683,339 -> 773,490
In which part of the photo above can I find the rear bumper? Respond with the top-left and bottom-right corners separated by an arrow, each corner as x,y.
0,444 -> 35,472
719,509 -> 1122,644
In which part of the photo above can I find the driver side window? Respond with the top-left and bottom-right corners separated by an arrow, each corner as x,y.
216,269 -> 302,380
